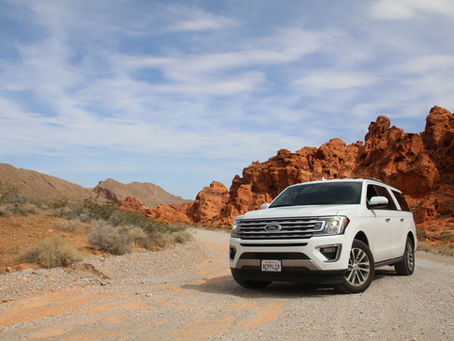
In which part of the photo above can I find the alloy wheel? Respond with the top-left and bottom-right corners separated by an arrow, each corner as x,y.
345,247 -> 371,287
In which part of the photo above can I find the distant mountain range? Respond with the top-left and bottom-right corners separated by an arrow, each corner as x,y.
93,178 -> 188,207
0,163 -> 187,207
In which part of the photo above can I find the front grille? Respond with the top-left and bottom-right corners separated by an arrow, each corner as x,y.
239,252 -> 309,260
237,217 -> 324,239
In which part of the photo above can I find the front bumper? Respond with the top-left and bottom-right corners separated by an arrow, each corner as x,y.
230,235 -> 350,281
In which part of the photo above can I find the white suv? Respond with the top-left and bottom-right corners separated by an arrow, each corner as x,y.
229,178 -> 417,293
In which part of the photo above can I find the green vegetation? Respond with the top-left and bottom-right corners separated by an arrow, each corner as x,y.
20,236 -> 83,268
417,240 -> 454,257
81,199 -> 193,253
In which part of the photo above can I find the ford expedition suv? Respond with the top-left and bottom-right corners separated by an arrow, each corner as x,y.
229,178 -> 416,293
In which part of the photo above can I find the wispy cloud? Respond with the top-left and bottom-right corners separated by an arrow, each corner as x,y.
293,71 -> 377,95
370,0 -> 454,20
166,8 -> 237,31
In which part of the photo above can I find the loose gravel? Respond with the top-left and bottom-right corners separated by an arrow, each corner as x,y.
0,229 -> 453,340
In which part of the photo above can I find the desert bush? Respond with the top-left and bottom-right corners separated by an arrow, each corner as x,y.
53,219 -> 82,232
20,203 -> 38,214
143,230 -> 193,250
417,240 -> 454,257
78,212 -> 90,222
20,236 -> 83,268
145,231 -> 175,250
0,181 -> 21,205
439,231 -> 454,242
0,204 -> 13,217
83,198 -> 118,221
171,230 -> 193,244
88,222 -> 140,255
51,197 -> 69,216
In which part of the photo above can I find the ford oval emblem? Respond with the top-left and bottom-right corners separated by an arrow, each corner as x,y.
264,223 -> 281,231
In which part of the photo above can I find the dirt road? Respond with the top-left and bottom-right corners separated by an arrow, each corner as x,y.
0,229 -> 453,340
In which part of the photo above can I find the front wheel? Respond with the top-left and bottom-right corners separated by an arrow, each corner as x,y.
337,240 -> 375,294
394,237 -> 415,275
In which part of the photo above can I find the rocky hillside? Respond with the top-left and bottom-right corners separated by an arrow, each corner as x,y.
141,106 -> 454,239
93,178 -> 188,208
0,163 -> 94,202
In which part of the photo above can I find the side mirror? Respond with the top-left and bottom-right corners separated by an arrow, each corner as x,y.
368,196 -> 388,209
260,203 -> 270,210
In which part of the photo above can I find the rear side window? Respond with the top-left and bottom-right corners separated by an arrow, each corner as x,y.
392,190 -> 411,211
366,184 -> 397,210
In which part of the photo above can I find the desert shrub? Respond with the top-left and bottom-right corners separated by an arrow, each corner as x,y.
143,230 -> 193,250
88,222 -> 142,255
417,240 -> 454,257
145,231 -> 175,250
0,204 -> 13,217
171,230 -> 193,244
128,226 -> 147,241
51,197 -> 69,216
0,181 -> 21,205
20,236 -> 83,268
439,231 -> 454,242
78,212 -> 90,222
20,203 -> 38,214
83,198 -> 118,221
53,219 -> 82,232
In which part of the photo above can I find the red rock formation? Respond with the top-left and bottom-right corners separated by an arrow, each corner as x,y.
187,181 -> 229,225
120,106 -> 454,243
143,203 -> 192,224
118,196 -> 146,212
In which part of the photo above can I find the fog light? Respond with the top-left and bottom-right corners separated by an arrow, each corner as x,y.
319,245 -> 341,261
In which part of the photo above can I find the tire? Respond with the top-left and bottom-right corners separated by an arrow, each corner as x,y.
231,270 -> 271,289
394,237 -> 415,275
337,240 -> 375,294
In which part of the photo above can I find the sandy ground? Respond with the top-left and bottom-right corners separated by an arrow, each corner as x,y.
0,229 -> 453,340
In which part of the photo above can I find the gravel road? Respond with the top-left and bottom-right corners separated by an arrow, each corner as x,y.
0,229 -> 453,340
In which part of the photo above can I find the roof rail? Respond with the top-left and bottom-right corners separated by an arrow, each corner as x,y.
367,177 -> 389,185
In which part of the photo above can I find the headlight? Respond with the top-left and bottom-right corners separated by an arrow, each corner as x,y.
231,218 -> 240,238
313,216 -> 350,236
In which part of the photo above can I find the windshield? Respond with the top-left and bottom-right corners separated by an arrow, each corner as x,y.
269,182 -> 362,207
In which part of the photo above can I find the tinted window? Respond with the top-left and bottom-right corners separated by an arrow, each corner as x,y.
392,190 -> 411,211
367,184 -> 397,210
270,182 -> 362,207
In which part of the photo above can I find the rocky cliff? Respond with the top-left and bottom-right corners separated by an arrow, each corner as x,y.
124,106 -> 453,241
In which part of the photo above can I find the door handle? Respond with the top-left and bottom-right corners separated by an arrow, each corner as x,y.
385,218 -> 391,222
400,218 -> 404,222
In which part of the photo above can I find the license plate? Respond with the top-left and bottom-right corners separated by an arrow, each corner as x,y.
261,260 -> 282,272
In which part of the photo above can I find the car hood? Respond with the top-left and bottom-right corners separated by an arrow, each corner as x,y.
238,205 -> 359,220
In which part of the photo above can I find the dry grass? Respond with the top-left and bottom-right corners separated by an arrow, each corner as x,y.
20,236 -> 83,268
417,240 -> 454,257
53,219 -> 83,232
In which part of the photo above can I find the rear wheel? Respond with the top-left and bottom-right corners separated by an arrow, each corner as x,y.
337,240 -> 375,294
231,270 -> 271,289
394,237 -> 415,275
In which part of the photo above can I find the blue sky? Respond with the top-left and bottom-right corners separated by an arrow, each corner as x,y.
0,0 -> 453,199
